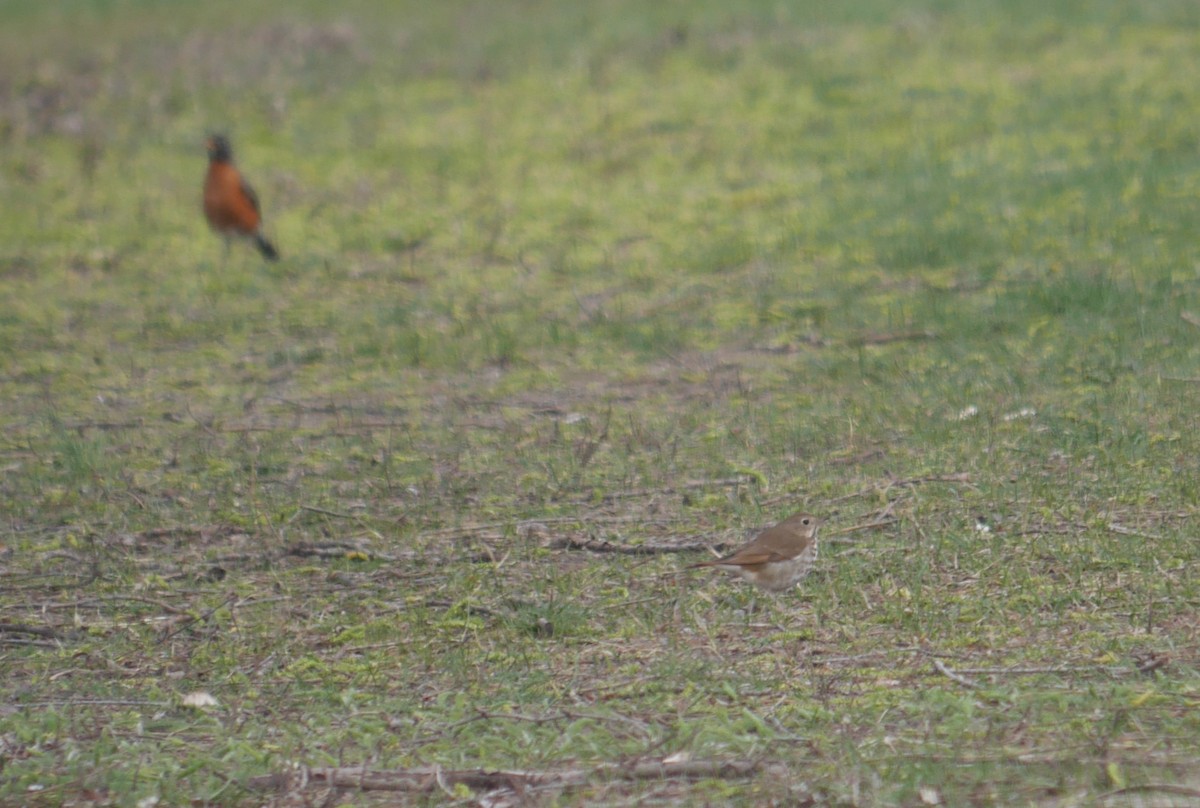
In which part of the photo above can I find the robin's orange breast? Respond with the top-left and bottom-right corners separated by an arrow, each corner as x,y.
204,163 -> 261,235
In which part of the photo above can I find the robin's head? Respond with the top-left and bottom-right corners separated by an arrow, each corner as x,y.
206,134 -> 233,162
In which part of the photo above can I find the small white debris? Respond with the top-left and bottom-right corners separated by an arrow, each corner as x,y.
955,406 -> 978,421
974,516 -> 991,534
662,751 -> 692,764
181,692 -> 218,708
562,413 -> 587,424
919,786 -> 941,805
1002,408 -> 1036,421
136,797 -> 160,808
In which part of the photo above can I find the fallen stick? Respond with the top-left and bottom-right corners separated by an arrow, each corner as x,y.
847,329 -> 938,347
830,473 -> 972,503
547,535 -> 715,555
932,659 -> 982,689
1107,523 -> 1164,540
246,758 -> 760,794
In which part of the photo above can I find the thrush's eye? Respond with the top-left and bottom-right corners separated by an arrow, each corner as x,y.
802,518 -> 810,525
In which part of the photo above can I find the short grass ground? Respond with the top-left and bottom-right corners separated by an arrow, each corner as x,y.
3,1 -> 1200,805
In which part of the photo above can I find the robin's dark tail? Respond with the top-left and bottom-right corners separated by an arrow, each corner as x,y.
255,233 -> 280,261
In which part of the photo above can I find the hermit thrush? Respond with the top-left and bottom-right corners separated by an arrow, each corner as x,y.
690,512 -> 822,592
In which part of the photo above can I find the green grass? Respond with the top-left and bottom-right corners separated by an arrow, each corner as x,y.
3,0 -> 1200,805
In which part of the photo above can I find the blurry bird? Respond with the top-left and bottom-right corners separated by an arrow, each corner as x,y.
690,512 -> 822,592
203,134 -> 279,261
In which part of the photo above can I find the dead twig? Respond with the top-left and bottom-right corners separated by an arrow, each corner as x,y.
413,707 -> 653,748
292,505 -> 385,541
812,647 -> 923,666
24,595 -> 191,616
128,525 -> 240,544
1107,523 -> 1165,540
590,476 -> 757,502
828,449 -> 885,466
830,473 -> 971,503
751,335 -> 832,352
887,472 -> 972,490
547,535 -> 713,555
932,659 -> 981,689
1132,651 -> 1170,675
296,505 -> 363,520
245,759 -> 759,794
574,406 -> 611,469
421,515 -> 677,539
155,594 -> 237,644
952,665 -> 1128,676
11,699 -> 172,709
847,329 -> 937,347
830,503 -> 898,537
1,638 -> 59,648
1008,523 -> 1088,537
285,542 -> 395,562
0,622 -> 63,639
1099,784 -> 1200,801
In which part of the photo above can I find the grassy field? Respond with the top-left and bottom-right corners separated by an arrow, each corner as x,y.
4,0 -> 1200,804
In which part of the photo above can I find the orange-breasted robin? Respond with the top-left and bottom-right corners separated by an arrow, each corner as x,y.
203,134 -> 279,261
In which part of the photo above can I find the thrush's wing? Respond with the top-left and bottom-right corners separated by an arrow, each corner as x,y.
691,514 -> 817,568
716,547 -> 786,566
693,543 -> 788,568
747,524 -> 814,561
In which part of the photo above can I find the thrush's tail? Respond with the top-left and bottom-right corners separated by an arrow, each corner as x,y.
254,233 -> 279,261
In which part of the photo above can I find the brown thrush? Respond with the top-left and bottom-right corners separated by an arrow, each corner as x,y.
690,512 -> 822,592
